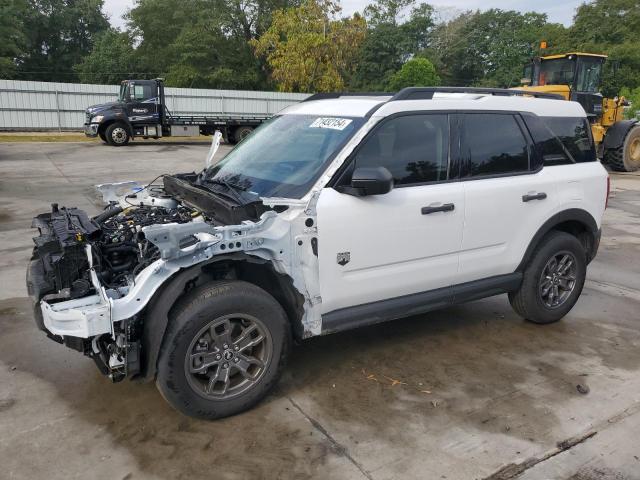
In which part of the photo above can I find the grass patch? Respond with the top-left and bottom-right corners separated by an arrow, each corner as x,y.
0,134 -> 93,142
0,134 -> 212,144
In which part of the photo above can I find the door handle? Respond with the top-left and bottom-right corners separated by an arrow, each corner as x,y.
522,192 -> 547,202
421,203 -> 455,215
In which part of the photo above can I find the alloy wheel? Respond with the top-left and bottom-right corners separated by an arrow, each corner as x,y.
184,314 -> 272,399
538,251 -> 577,308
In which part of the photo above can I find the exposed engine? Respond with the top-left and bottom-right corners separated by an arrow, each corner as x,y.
28,188 -> 199,380
31,199 -> 196,296
27,173 -> 275,382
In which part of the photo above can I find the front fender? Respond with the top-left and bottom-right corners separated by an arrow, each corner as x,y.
603,120 -> 639,150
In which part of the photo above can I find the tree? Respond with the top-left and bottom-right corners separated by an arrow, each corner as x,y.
164,22 -> 263,89
427,9 -> 555,87
251,0 -> 366,92
124,0 -> 293,89
73,30 -> 141,84
0,0 -> 27,78
388,57 -> 439,90
17,0 -> 110,81
351,0 -> 434,91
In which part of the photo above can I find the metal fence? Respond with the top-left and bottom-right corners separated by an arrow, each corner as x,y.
0,80 -> 309,131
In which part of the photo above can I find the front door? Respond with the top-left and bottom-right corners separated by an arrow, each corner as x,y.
316,113 -> 464,315
126,80 -> 159,123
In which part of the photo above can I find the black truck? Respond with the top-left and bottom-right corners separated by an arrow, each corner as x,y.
84,79 -> 270,146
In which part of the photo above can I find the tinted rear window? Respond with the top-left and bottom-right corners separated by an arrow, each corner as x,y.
542,117 -> 595,163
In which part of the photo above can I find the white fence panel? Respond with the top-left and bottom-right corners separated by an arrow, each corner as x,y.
0,79 -> 309,130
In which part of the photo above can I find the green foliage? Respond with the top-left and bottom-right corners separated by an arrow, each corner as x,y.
2,0 -> 639,102
620,86 -> 640,119
73,30 -> 140,84
350,0 -> 434,91
252,0 -> 366,92
0,0 -> 27,78
388,57 -> 439,90
428,9 -> 551,87
17,0 -> 110,81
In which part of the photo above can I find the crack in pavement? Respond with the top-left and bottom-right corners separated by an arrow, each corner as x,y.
287,396 -> 374,480
585,279 -> 640,303
483,400 -> 640,480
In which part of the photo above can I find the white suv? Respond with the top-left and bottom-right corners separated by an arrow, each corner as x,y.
27,87 -> 608,419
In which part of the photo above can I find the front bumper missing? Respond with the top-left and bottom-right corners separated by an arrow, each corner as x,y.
39,244 -> 111,338
84,123 -> 99,137
36,244 -> 181,339
41,294 -> 111,338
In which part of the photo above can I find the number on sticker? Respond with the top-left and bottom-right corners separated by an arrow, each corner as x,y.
309,117 -> 353,130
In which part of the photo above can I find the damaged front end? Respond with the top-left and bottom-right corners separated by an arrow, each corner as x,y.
27,176 -> 318,382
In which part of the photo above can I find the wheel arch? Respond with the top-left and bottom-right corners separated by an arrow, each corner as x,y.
516,208 -> 600,272
136,253 -> 305,382
98,117 -> 133,137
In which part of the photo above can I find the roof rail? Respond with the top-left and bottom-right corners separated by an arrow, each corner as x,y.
390,87 -> 564,101
303,92 -> 391,102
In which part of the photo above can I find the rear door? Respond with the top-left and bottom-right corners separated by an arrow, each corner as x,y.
456,112 -> 559,284
316,113 -> 465,315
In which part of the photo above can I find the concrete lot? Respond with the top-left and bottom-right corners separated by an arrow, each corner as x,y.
0,140 -> 639,480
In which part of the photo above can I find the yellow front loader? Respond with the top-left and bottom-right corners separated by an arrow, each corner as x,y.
519,52 -> 639,172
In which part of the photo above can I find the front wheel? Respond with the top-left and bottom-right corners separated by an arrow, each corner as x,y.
509,231 -> 587,324
156,281 -> 291,419
604,125 -> 640,172
105,122 -> 130,146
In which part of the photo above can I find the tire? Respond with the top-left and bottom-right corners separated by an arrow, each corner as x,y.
233,126 -> 254,144
105,122 -> 130,146
509,231 -> 587,324
604,125 -> 640,172
156,280 -> 291,420
98,131 -> 107,143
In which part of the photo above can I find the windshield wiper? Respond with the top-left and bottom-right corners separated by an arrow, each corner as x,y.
207,178 -> 251,204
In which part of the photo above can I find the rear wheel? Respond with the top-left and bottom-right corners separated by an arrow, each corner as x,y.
509,231 -> 587,324
604,125 -> 640,172
156,281 -> 290,419
105,122 -> 130,146
233,126 -> 254,144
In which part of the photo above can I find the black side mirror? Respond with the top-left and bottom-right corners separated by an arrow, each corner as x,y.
338,166 -> 394,196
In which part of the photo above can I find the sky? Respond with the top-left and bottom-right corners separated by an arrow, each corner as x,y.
103,0 -> 585,29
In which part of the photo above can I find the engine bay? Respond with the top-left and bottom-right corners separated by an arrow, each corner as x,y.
30,193 -> 197,301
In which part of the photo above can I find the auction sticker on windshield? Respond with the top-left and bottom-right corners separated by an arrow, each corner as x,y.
309,117 -> 353,130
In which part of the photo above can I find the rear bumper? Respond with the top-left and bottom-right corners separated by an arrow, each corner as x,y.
84,123 -> 99,137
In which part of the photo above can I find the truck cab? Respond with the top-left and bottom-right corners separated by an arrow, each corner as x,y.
84,79 -> 166,145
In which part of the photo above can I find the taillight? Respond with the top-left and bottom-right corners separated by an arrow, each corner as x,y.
605,175 -> 610,209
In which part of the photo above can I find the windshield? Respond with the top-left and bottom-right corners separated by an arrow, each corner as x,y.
538,58 -> 576,87
575,57 -> 603,92
204,114 -> 365,199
